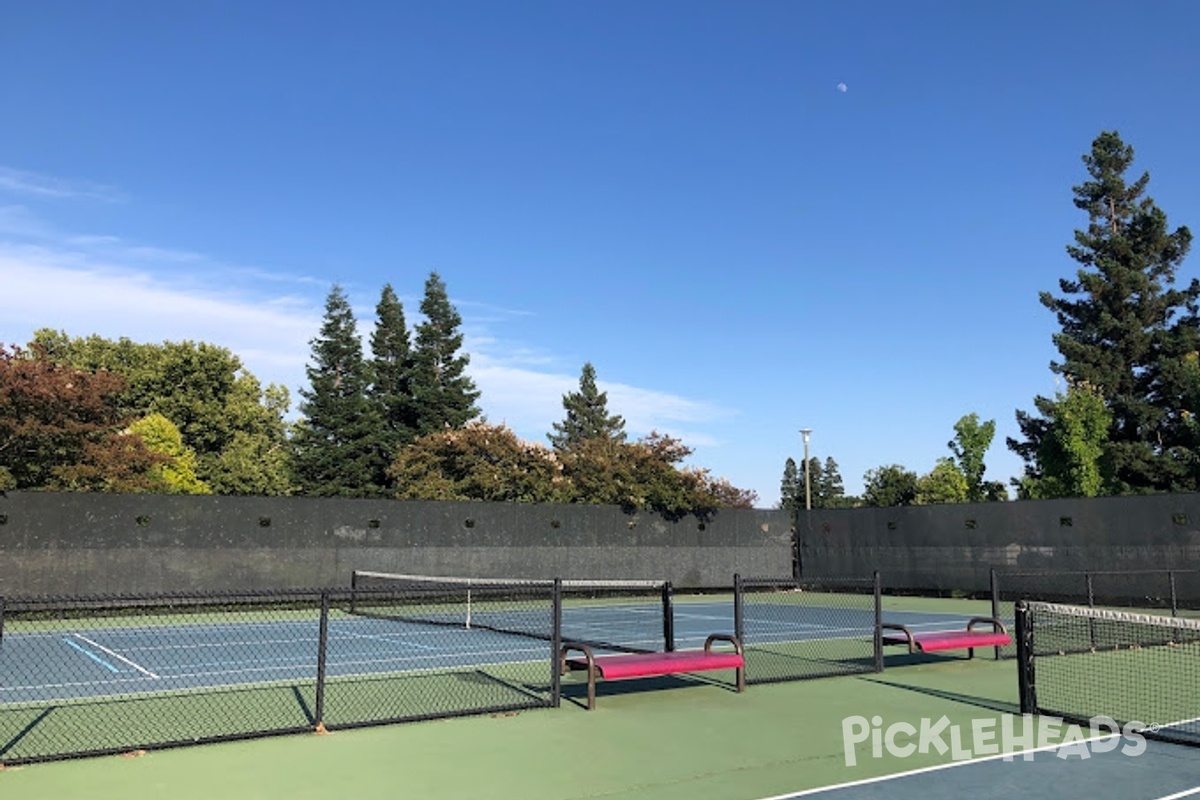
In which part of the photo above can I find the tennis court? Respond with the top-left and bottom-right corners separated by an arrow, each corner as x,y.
3,590 -> 1197,800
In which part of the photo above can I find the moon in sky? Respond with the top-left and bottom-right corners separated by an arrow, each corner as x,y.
836,82 -> 848,93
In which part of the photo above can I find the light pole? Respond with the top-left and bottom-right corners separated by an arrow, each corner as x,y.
800,428 -> 812,511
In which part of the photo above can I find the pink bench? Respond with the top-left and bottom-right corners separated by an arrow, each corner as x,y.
880,617 -> 1011,659
560,634 -> 744,710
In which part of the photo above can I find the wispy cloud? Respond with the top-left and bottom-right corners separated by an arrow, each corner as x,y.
0,166 -> 127,204
468,355 -> 732,449
1,207 -> 733,453
0,244 -> 321,394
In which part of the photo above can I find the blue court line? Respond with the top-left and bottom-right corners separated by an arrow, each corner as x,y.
62,637 -> 120,673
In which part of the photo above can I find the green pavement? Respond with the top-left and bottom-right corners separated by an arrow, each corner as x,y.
2,654 -> 1022,800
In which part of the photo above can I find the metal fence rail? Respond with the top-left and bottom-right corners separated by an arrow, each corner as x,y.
0,584 -> 556,765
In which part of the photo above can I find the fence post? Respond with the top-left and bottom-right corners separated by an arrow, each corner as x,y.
1169,571 -> 1179,617
659,581 -> 674,652
873,570 -> 883,673
733,574 -> 744,647
551,578 -> 562,708
989,568 -> 1002,660
314,590 -> 329,731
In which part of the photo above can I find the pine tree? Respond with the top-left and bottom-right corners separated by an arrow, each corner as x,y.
293,285 -> 386,497
1010,131 -> 1197,493
818,456 -> 846,507
779,457 -> 801,511
548,362 -> 627,453
369,284 -> 418,480
410,273 -> 481,436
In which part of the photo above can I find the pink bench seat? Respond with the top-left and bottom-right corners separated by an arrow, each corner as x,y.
561,634 -> 744,709
881,617 -> 1011,658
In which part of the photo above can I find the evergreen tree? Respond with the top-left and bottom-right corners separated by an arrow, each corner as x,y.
548,362 -> 627,453
779,457 -> 801,511
801,457 -> 823,509
369,284 -> 418,481
410,273 -> 480,436
818,456 -> 847,508
293,285 -> 385,497
1010,131 -> 1197,493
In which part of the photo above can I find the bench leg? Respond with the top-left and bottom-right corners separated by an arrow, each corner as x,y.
560,643 -> 598,710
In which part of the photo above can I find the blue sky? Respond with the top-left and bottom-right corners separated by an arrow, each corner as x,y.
3,1 -> 1199,506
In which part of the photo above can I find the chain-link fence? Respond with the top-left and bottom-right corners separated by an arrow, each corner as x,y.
0,583 -> 557,765
733,573 -> 882,685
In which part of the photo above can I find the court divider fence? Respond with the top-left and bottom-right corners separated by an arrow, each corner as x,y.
0,583 -> 559,765
3,571 -> 885,765
733,572 -> 883,684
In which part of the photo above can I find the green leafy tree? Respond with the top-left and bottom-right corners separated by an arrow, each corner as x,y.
948,414 -> 997,502
1010,131 -> 1197,493
861,464 -> 918,507
31,329 -> 292,494
127,413 -> 211,494
548,362 -> 627,452
206,378 -> 293,495
1016,380 -> 1113,499
915,458 -> 969,505
410,272 -> 480,436
369,284 -> 419,471
292,285 -> 386,497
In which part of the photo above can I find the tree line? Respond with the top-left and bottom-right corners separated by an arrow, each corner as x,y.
0,274 -> 756,517
781,130 -> 1198,507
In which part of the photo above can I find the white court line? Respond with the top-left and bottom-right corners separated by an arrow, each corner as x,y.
338,630 -> 435,650
72,633 -> 159,678
1157,789 -> 1200,800
751,733 -> 1127,799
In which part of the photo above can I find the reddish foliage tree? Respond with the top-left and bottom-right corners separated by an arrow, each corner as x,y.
0,344 -> 169,491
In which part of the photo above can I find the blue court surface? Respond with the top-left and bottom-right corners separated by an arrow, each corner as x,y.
759,737 -> 1200,800
0,599 -> 984,706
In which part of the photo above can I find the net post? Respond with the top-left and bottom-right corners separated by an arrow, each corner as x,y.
989,567 -> 1002,660
873,570 -> 883,673
662,581 -> 675,652
551,578 -> 562,708
314,590 -> 330,730
1014,601 -> 1035,715
733,574 -> 744,646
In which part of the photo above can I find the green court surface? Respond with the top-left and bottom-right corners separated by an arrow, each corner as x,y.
0,654 -> 1017,800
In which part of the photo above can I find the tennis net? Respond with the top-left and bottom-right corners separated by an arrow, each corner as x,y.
1015,601 -> 1200,748
349,571 -> 673,654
